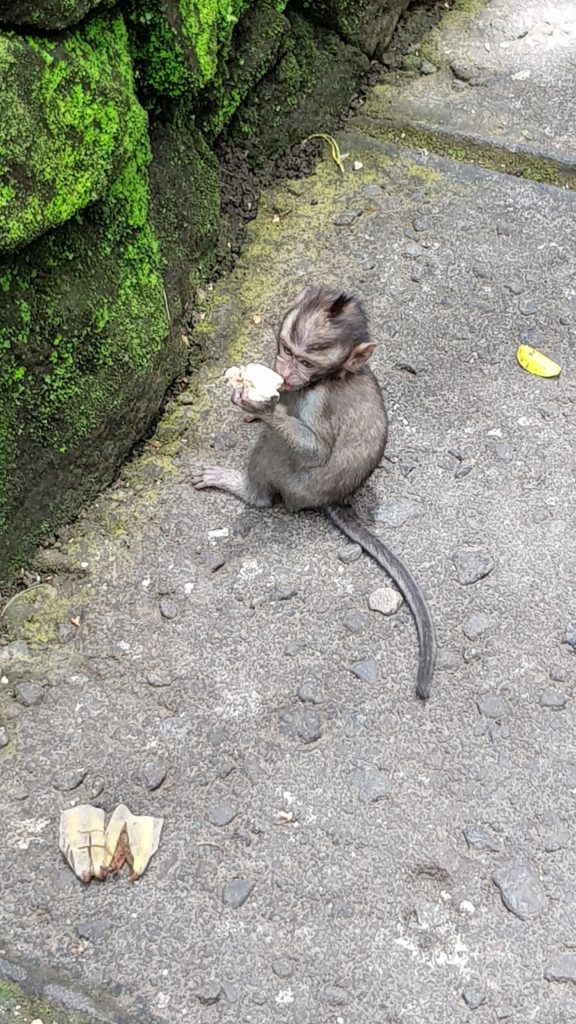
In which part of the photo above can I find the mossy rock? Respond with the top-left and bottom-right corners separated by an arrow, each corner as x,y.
148,104 -> 220,319
0,127 -> 185,585
0,0 -> 115,30
228,12 -> 369,170
1,583 -> 69,641
125,0 -> 253,102
293,0 -> 410,57
0,10 -> 146,253
199,0 -> 290,139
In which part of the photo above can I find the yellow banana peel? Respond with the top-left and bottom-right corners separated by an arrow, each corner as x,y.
516,344 -> 561,378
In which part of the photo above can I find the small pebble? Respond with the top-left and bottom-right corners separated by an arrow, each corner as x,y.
420,60 -> 437,75
463,613 -> 491,640
324,985 -> 349,1006
564,622 -> 576,651
140,762 -> 167,791
350,659 -> 379,685
0,641 -> 30,661
376,497 -> 423,528
404,241 -> 422,258
52,767 -> 87,792
208,800 -> 238,827
343,609 -> 368,633
462,988 -> 487,1010
332,209 -> 361,226
492,860 -> 547,920
267,585 -> 298,602
544,953 -> 576,985
75,919 -> 110,943
159,598 -> 178,620
454,461 -> 474,479
9,784 -> 29,801
337,543 -> 362,564
452,547 -> 494,585
463,825 -> 501,852
272,959 -> 293,979
146,671 -> 172,688
0,726 -> 9,748
412,214 -> 430,231
549,665 -> 567,682
14,682 -> 45,707
220,979 -> 239,1003
518,297 -> 537,316
477,694 -> 508,720
279,707 -> 321,744
362,184 -> 382,197
353,160 -> 364,171
222,879 -> 255,909
368,586 -> 403,616
352,767 -> 391,803
87,776 -> 105,800
539,689 -> 567,710
297,680 -> 321,704
201,553 -> 225,573
196,981 -> 222,1005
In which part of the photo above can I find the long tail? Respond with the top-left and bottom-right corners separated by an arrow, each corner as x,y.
326,504 -> 437,700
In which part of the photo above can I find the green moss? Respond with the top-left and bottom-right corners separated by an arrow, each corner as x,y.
361,123 -> 576,191
0,978 -> 113,1023
1,583 -> 71,642
419,0 -> 489,67
126,0 -> 252,101
0,117 -> 184,583
0,11 -> 147,252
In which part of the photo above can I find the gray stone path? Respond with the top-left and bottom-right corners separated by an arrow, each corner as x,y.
2,3 -> 576,1022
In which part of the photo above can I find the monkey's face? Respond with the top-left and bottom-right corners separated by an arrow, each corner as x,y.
276,286 -> 373,389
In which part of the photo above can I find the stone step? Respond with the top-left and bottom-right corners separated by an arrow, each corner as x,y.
349,0 -> 576,188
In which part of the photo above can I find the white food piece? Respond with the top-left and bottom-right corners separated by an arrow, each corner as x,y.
225,362 -> 283,403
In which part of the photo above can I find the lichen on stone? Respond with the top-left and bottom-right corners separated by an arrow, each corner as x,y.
0,11 -> 147,253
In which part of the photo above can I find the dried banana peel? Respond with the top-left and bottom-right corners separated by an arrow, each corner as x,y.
516,344 -> 561,378
224,362 -> 283,403
104,804 -> 163,882
59,803 -> 164,883
59,805 -> 107,882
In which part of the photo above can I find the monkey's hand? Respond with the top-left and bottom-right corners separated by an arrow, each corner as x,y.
231,386 -> 279,419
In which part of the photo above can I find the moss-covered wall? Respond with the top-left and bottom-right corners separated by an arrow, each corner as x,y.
0,0 -> 409,585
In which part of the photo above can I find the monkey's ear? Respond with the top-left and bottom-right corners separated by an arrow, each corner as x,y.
343,342 -> 375,373
328,293 -> 351,318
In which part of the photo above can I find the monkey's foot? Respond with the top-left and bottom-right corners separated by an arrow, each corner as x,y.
191,466 -> 234,491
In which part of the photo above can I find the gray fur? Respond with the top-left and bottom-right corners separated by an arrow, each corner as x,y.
192,286 -> 436,698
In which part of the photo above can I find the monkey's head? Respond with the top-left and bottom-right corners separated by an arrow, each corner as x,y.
275,286 -> 375,391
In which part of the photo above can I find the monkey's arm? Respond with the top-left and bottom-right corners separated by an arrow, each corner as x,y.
259,404 -> 333,466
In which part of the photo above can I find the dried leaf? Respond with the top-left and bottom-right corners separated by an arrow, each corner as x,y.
69,616 -> 81,627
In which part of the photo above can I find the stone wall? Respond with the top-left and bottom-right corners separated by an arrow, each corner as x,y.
0,0 -> 409,583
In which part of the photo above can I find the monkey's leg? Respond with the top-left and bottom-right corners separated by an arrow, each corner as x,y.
192,466 -> 273,507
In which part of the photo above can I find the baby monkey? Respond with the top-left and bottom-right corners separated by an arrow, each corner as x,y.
193,286 -> 436,699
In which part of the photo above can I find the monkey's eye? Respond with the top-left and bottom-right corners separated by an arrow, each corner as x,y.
281,342 -> 291,356
300,358 -> 313,370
